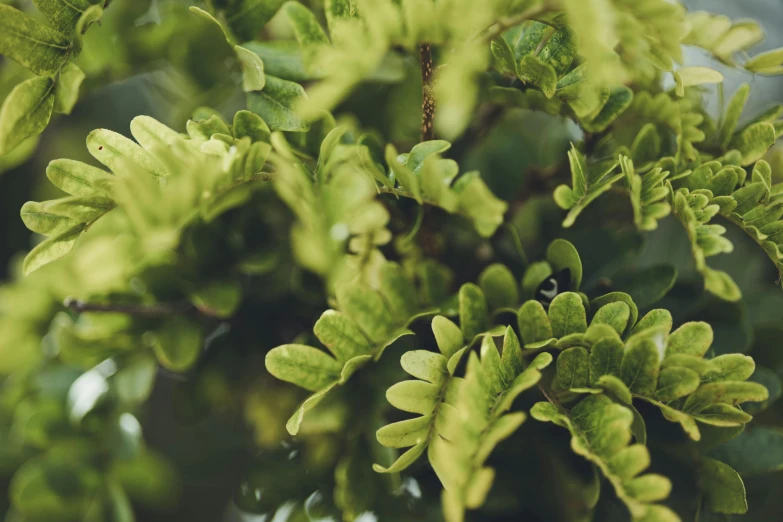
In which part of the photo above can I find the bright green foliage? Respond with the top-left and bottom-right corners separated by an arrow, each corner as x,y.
2,1 -> 783,521
20,112 -> 271,274
440,332 -> 552,522
0,1 -> 105,155
372,316 -> 466,473
267,261 -> 434,434
532,395 -> 679,522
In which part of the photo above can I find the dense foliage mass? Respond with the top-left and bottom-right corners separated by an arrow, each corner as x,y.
1,0 -> 783,521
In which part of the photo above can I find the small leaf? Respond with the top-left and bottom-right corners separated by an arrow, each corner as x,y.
86,129 -> 167,177
548,292 -> 587,338
23,224 -> 85,275
478,264 -> 519,310
517,300 -> 554,347
518,55 -> 557,98
546,239 -> 583,290
0,77 -> 56,156
730,121 -> 776,166
590,337 -> 624,385
620,336 -> 660,395
656,367 -> 700,401
556,346 -> 590,390
720,83 -> 750,149
432,316 -> 464,359
665,322 -> 712,358
247,75 -> 310,131
149,317 -> 204,372
54,63 -> 86,115
673,67 -> 724,97
744,47 -> 783,74
265,344 -> 342,392
459,284 -> 489,341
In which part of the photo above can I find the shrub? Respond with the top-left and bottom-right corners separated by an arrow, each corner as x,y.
1,1 -> 783,521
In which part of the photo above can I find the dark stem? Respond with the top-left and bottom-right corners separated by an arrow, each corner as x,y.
420,43 -> 435,141
64,298 -> 207,318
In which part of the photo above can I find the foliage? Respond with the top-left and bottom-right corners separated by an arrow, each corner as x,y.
1,1 -> 783,522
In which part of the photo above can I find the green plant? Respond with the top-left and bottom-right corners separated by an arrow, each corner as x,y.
1,0 -> 783,521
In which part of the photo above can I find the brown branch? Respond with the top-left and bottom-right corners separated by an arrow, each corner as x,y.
420,43 -> 436,142
64,298 -> 208,318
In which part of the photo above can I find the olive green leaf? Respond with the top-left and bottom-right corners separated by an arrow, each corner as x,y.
266,263 -> 429,434
554,145 -> 622,227
247,75 -> 310,131
531,395 -> 678,521
0,5 -> 71,75
54,62 -> 85,115
441,329 -> 552,521
698,458 -> 747,514
374,317 -> 467,474
673,67 -> 724,97
478,264 -> 519,311
149,316 -> 204,372
0,77 -> 56,156
32,0 -> 102,36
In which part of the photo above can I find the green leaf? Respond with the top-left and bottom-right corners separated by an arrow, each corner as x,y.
490,37 -> 518,76
719,83 -> 750,149
21,201 -> 78,236
518,55 -> 557,98
744,47 -> 783,74
478,264 -> 519,310
590,337 -> 624,385
556,346 -> 590,390
591,302 -> 631,336
149,317 -> 204,372
546,238 -> 583,290
0,5 -> 71,75
699,458 -> 747,514
665,322 -> 712,358
517,300 -> 555,348
549,292 -> 587,338
233,110 -> 271,143
32,0 -> 102,36
374,322 -> 466,474
581,86 -> 633,133
0,76 -> 56,156
620,335 -> 661,395
282,1 -> 329,69
223,0 -> 287,42
655,367 -> 700,402
234,46 -> 266,92
190,279 -> 242,318
730,121 -> 776,166
54,62 -> 85,115
189,7 -> 265,92
46,159 -> 112,196
611,265 -> 677,309
591,293 -> 638,335
23,224 -> 85,275
531,395 -> 677,521
247,75 -> 310,131
441,331 -> 551,521
86,128 -> 167,178
710,427 -> 783,475
459,283 -> 489,341
538,25 -> 578,76
673,67 -> 724,97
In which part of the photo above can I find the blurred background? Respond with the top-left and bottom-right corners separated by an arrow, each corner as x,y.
1,0 -> 783,521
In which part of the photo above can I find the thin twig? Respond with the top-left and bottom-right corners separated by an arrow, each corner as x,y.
64,298 -> 206,318
420,43 -> 436,141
